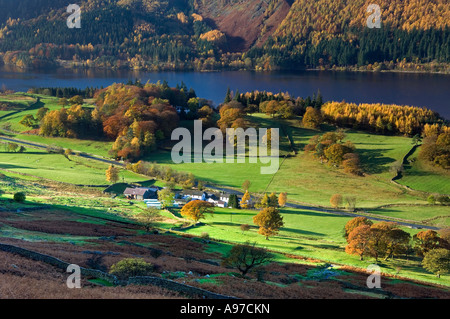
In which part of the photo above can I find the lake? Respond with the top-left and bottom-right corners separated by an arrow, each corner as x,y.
0,66 -> 449,119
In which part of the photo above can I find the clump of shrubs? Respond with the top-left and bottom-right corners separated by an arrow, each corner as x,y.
109,258 -> 154,280
13,192 -> 26,203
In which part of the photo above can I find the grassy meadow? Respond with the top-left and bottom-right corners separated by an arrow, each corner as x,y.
162,206 -> 449,286
0,148 -> 145,185
0,92 -> 449,290
397,146 -> 450,195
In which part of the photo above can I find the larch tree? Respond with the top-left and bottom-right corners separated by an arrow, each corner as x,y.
240,190 -> 251,209
106,165 -> 120,184
278,192 -> 287,207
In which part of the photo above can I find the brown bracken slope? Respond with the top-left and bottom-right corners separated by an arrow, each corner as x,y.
198,0 -> 293,52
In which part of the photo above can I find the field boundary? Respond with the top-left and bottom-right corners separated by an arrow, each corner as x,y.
0,242 -> 237,299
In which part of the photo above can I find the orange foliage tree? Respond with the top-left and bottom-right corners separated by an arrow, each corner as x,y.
253,207 -> 284,240
180,200 -> 215,224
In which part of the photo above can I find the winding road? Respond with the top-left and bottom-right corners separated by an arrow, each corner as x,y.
0,135 -> 124,166
0,135 -> 442,231
204,185 -> 442,231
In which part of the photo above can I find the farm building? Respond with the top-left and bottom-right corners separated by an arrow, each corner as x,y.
144,199 -> 162,209
181,190 -> 207,201
177,190 -> 232,207
123,187 -> 157,200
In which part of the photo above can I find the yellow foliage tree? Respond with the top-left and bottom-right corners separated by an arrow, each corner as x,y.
106,165 -> 120,184
253,207 -> 284,240
180,200 -> 214,224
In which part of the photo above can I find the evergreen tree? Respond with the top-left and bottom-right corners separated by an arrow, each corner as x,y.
228,194 -> 239,209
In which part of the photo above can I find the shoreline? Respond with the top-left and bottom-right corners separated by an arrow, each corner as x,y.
2,60 -> 449,76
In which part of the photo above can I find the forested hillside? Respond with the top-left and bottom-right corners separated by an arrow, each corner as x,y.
0,0 -> 448,72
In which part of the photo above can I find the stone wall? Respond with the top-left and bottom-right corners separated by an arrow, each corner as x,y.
0,242 -> 236,299
0,242 -> 119,284
128,276 -> 236,299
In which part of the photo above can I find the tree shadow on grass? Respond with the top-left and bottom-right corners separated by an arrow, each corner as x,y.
300,242 -> 344,251
356,148 -> 396,174
280,227 -> 325,237
0,151 -> 45,155
281,209 -> 349,219
0,163 -> 34,170
26,98 -> 45,111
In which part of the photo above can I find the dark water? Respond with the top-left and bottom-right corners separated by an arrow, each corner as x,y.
0,66 -> 449,119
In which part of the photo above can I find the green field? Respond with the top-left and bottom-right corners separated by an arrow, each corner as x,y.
0,93 -> 112,157
368,205 -> 450,227
145,115 -> 426,208
397,146 -> 450,195
0,149 -> 145,185
166,207 -> 449,286
1,93 -> 449,288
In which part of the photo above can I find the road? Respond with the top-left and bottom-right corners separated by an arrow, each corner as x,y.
0,135 -> 441,231
205,184 -> 441,231
0,135 -> 124,167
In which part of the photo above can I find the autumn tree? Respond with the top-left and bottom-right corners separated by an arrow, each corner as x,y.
345,196 -> 357,211
383,227 -> 411,260
135,208 -> 162,232
268,192 -> 278,207
413,230 -> 448,257
369,222 -> 402,261
345,224 -> 372,260
324,143 -> 346,166
278,192 -> 287,207
68,95 -> 84,105
19,114 -> 37,128
342,153 -> 363,175
346,221 -> 411,261
180,200 -> 214,224
439,228 -> 450,246
36,107 -> 49,121
221,242 -> 273,276
422,249 -> 450,278
240,190 -> 252,209
302,107 -> 322,129
253,207 -> 284,240
344,217 -> 373,241
242,180 -> 251,191
58,98 -> 69,107
330,194 -> 343,209
257,193 -> 270,208
105,165 -> 120,184
240,224 -> 251,234
6,143 -> 19,152
217,101 -> 246,132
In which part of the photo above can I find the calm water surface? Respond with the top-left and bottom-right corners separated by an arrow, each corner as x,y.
0,66 -> 449,119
